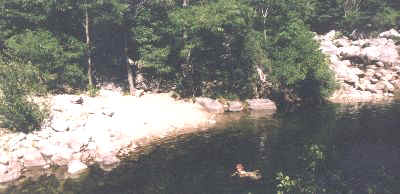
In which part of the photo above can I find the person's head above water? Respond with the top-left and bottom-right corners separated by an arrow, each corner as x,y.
236,163 -> 244,171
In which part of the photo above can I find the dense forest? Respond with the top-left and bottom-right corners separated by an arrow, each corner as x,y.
0,0 -> 399,132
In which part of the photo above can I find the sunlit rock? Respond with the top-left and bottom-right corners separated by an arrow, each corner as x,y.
0,151 -> 10,165
22,148 -> 47,168
379,29 -> 400,39
228,101 -> 243,112
67,160 -> 87,175
246,99 -> 276,111
339,45 -> 362,59
51,147 -> 73,166
0,161 -> 22,183
195,97 -> 225,113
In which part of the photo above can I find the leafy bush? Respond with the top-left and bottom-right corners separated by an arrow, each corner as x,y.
5,30 -> 87,91
0,56 -> 48,133
266,19 -> 336,106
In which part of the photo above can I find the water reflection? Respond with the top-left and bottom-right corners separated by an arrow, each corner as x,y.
4,101 -> 400,194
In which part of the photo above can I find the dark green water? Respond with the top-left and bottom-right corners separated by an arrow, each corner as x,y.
4,101 -> 400,194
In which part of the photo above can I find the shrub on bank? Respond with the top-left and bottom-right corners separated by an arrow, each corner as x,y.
0,56 -> 48,133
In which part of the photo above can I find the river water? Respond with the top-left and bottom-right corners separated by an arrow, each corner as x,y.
4,101 -> 400,194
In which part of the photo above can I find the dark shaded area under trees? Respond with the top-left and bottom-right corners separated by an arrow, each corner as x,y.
0,0 -> 399,132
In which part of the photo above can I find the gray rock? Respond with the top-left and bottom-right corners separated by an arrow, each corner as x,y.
195,97 -> 225,114
246,99 -> 277,111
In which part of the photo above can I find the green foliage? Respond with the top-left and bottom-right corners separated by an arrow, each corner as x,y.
87,85 -> 99,97
267,19 -> 336,104
5,30 -> 86,91
0,56 -> 48,133
4,0 -> 385,109
276,144 -> 328,194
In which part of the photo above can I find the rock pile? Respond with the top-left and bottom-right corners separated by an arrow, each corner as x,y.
0,90 -> 216,184
316,29 -> 400,102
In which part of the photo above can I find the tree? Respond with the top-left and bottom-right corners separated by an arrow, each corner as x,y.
0,52 -> 48,133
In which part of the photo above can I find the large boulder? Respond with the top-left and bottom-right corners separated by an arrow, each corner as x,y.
246,99 -> 277,111
51,147 -> 73,166
339,46 -> 362,59
228,101 -> 244,112
50,119 -> 70,132
361,38 -> 400,66
361,46 -> 380,63
22,148 -> 47,168
67,160 -> 87,175
0,160 -> 22,183
0,151 -> 10,165
335,62 -> 359,84
379,29 -> 400,39
195,97 -> 225,114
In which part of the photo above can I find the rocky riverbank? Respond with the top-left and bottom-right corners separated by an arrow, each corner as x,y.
317,29 -> 400,103
2,28 -> 399,186
0,88 -> 277,185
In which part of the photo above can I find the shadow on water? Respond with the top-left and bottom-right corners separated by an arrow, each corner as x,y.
4,101 -> 400,194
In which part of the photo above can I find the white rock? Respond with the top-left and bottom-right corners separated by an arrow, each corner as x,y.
228,101 -> 244,112
376,61 -> 385,67
22,148 -> 47,167
0,151 -> 10,165
51,147 -> 73,166
324,30 -> 338,41
362,46 -> 380,62
102,155 -> 120,166
8,133 -> 26,151
51,119 -> 70,132
67,160 -> 87,175
0,164 -> 7,174
339,46 -> 362,59
39,141 -> 58,157
246,99 -> 277,111
379,29 -> 400,39
334,38 -> 350,47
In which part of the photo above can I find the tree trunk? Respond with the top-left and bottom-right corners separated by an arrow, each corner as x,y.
183,0 -> 189,7
85,6 -> 94,88
124,32 -> 136,96
181,0 -> 194,96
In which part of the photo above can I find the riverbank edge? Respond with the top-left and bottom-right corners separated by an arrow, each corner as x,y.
0,92 -> 278,187
0,89 -> 397,188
